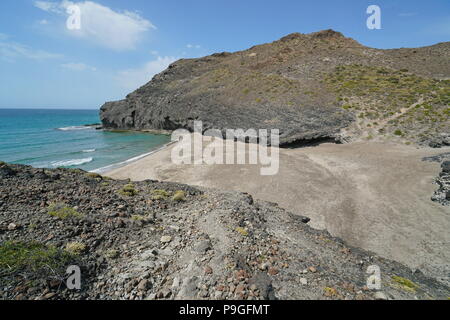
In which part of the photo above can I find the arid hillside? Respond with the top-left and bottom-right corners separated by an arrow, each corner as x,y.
101,30 -> 450,147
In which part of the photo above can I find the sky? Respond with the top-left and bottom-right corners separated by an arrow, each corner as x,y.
0,0 -> 449,109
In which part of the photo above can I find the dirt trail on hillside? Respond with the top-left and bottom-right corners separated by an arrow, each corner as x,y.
105,136 -> 450,285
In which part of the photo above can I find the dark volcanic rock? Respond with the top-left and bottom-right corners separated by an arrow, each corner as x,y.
100,29 -> 450,147
432,161 -> 450,206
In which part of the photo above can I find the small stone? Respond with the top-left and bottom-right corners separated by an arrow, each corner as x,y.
172,277 -> 180,289
235,270 -> 248,280
49,279 -> 62,288
43,292 -> 56,300
160,236 -> 172,243
195,240 -> 212,253
204,266 -> 213,274
216,285 -> 225,291
146,293 -> 156,300
137,279 -> 150,292
157,289 -> 171,299
259,263 -> 269,271
268,267 -> 279,276
374,291 -> 388,300
308,266 -> 317,273
8,223 -> 18,230
235,284 -> 246,294
300,278 -> 308,286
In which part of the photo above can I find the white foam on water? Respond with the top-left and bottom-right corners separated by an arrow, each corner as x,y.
82,149 -> 96,153
57,126 -> 93,131
51,157 -> 93,167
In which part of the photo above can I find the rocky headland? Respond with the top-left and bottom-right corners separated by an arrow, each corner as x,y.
100,29 -> 449,147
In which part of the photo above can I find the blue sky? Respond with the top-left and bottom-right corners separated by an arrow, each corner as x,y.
0,0 -> 449,109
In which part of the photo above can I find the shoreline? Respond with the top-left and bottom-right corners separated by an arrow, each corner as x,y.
90,140 -> 176,174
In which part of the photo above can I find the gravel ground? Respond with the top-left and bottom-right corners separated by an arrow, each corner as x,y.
0,163 -> 448,300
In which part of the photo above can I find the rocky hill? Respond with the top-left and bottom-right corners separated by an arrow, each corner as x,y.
1,162 -> 449,300
101,30 -> 450,147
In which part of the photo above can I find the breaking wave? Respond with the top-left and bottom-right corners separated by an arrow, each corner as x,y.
51,157 -> 93,167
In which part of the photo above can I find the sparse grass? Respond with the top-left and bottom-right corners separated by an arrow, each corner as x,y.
65,242 -> 86,255
324,287 -> 338,297
86,172 -> 102,179
151,189 -> 170,200
48,203 -> 84,220
236,227 -> 249,237
119,184 -> 138,197
131,214 -> 146,221
394,130 -> 403,136
105,249 -> 119,259
0,241 -> 74,275
172,190 -> 186,202
392,276 -> 419,292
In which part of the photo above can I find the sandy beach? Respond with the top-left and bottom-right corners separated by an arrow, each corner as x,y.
105,134 -> 450,284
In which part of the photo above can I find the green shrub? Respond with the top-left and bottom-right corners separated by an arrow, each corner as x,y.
65,242 -> 86,255
172,190 -> 186,202
394,130 -> 403,136
48,203 -> 84,220
151,189 -> 170,200
119,184 -> 138,196
86,172 -> 102,180
105,249 -> 119,259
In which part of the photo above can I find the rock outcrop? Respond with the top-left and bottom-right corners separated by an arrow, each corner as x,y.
101,29 -> 450,147
432,160 -> 450,205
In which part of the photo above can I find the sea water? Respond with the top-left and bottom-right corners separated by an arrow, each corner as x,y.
0,109 -> 171,172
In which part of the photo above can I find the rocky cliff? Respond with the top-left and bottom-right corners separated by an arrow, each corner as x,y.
101,30 -> 450,147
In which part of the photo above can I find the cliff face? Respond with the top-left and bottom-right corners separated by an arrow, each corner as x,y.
100,30 -> 450,146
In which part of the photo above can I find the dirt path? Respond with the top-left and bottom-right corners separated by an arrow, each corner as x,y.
105,137 -> 450,285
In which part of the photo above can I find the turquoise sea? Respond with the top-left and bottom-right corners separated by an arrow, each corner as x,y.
0,109 -> 171,172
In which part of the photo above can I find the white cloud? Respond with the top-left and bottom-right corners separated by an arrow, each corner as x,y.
34,1 -> 156,51
61,62 -> 96,71
0,37 -> 62,62
186,44 -> 201,49
38,19 -> 50,25
116,56 -> 177,90
34,0 -> 62,13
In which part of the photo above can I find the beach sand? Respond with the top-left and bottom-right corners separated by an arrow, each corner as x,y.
105,134 -> 450,284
